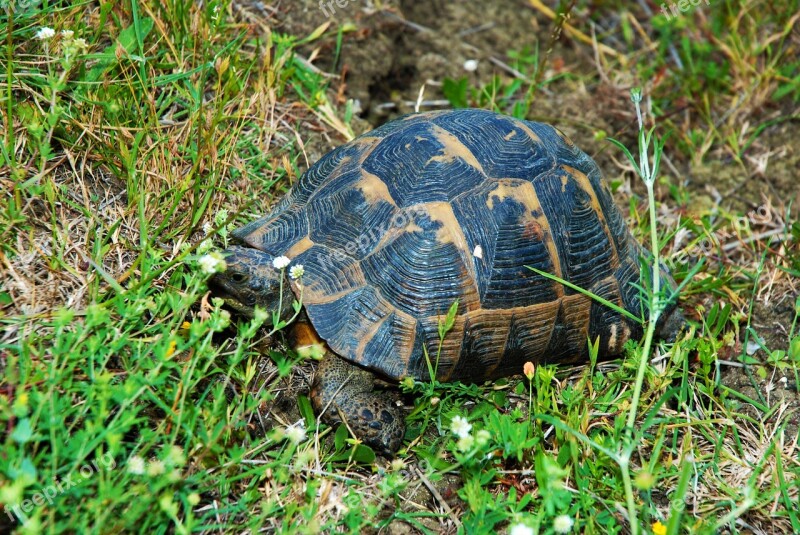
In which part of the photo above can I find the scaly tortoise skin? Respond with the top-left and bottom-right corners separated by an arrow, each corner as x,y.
210,109 -> 684,455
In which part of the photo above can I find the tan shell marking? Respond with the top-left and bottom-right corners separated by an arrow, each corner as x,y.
553,127 -> 575,147
427,124 -> 487,174
420,201 -> 482,310
607,324 -> 620,354
562,165 -> 621,269
354,170 -> 398,206
286,236 -> 315,258
559,293 -> 592,346
485,180 -> 564,294
302,261 -> 368,304
363,208 -> 425,256
355,137 -> 384,165
514,120 -> 544,146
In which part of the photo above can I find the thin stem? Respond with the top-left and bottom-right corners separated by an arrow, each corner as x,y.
619,458 -> 639,535
625,180 -> 664,433
619,90 -> 669,533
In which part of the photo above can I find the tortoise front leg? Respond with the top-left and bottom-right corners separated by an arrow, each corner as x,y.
309,353 -> 406,456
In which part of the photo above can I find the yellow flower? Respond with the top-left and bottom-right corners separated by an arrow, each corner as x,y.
181,321 -> 191,330
165,339 -> 177,358
523,361 -> 535,380
652,521 -> 667,535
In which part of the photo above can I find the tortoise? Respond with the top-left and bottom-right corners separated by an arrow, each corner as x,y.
210,108 -> 684,455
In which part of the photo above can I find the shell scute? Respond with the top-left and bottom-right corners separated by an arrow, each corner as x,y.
430,109 -> 555,180
361,121 -> 486,207
359,203 -> 480,319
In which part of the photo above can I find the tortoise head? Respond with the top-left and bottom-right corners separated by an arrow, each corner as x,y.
656,306 -> 687,343
208,245 -> 293,321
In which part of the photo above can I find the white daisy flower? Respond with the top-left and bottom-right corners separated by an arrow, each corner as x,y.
127,455 -> 145,475
198,253 -> 225,274
450,415 -> 472,438
508,523 -> 534,535
289,264 -> 305,279
553,515 -> 574,533
272,256 -> 290,270
285,422 -> 306,445
35,27 -> 56,40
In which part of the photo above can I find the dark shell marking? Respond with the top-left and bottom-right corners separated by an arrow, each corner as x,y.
236,109 -> 666,382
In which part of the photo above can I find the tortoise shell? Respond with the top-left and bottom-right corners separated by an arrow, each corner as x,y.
234,109 -> 656,382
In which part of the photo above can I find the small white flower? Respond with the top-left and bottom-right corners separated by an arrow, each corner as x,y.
286,422 -> 306,445
146,459 -> 166,476
475,429 -> 491,446
272,256 -> 290,270
166,445 -> 186,467
450,415 -> 472,438
289,264 -> 305,279
197,238 -> 213,254
214,209 -> 229,227
456,434 -> 474,451
508,523 -> 534,535
553,515 -> 574,533
202,221 -> 213,235
35,27 -> 56,40
472,244 -> 483,259
61,29 -> 74,39
463,59 -> 479,72
198,253 -> 225,274
253,306 -> 269,324
127,455 -> 145,475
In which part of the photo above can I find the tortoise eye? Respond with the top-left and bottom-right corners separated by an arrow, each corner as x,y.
230,272 -> 248,284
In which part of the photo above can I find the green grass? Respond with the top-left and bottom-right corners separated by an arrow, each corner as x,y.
2,0 -> 799,533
